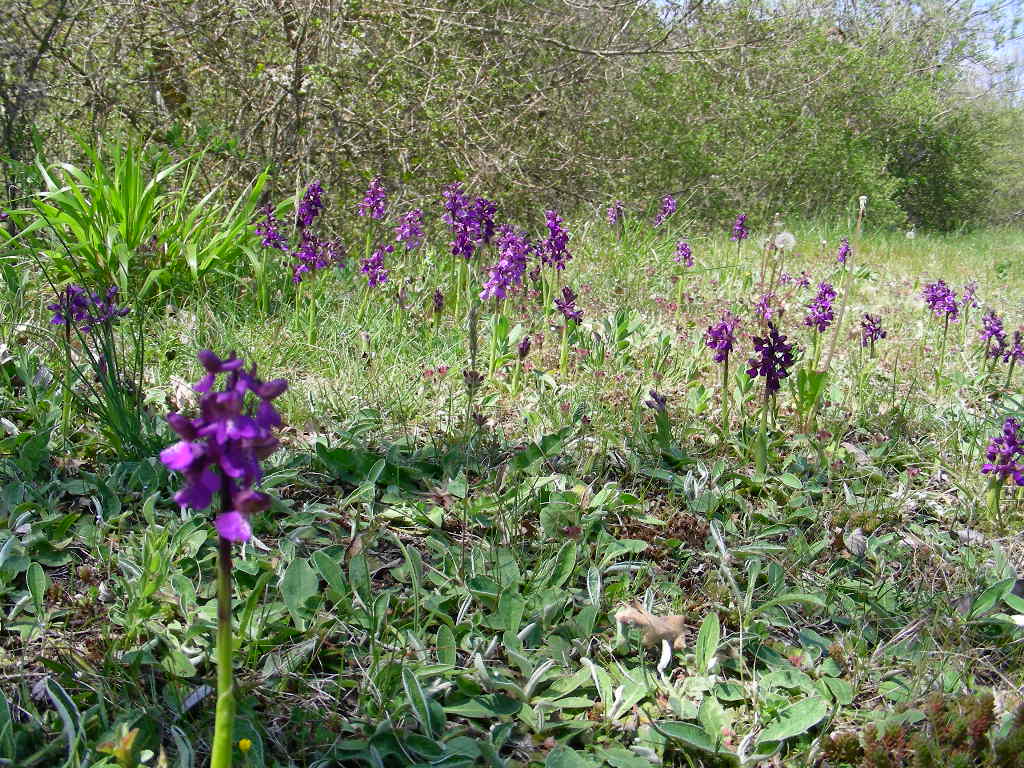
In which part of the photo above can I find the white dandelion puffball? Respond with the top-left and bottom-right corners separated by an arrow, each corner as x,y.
774,231 -> 796,250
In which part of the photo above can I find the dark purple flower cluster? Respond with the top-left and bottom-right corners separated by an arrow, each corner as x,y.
394,209 -> 424,251
48,285 -> 130,333
747,322 -> 796,395
981,418 -> 1024,486
653,195 -> 676,228
730,213 -> 749,242
433,289 -> 445,314
160,351 -> 287,542
675,240 -> 693,267
922,280 -> 959,321
481,226 -> 532,301
555,286 -> 583,323
644,390 -> 667,412
517,335 -> 531,360
860,313 -> 886,347
837,237 -> 851,264
357,177 -> 388,220
296,181 -> 324,230
607,200 -> 624,226
542,210 -> 572,270
804,281 -> 837,332
980,310 -> 1007,358
441,183 -> 496,259
705,311 -> 739,363
255,204 -> 288,250
360,244 -> 392,288
292,234 -> 345,283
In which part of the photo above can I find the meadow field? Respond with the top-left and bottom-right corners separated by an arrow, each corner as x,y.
2,156 -> 1024,768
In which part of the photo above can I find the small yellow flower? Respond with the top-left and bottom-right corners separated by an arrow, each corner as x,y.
238,738 -> 252,753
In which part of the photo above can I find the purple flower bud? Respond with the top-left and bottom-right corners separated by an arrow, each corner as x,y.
554,285 -> 583,323
360,243 -> 392,288
394,208 -> 424,250
607,200 -> 624,226
296,181 -> 324,230
754,292 -> 776,322
47,284 -> 129,333
215,511 -> 252,542
705,312 -> 739,363
730,213 -> 748,242
981,418 -> 1024,485
654,195 -> 677,228
481,226 -> 531,301
980,310 -> 1006,358
1003,330 -> 1024,365
160,352 -> 287,544
922,279 -> 959,321
644,389 -> 667,412
541,210 -> 571,270
804,282 -> 837,333
747,322 -> 796,395
255,204 -> 288,250
674,241 -> 693,267
860,313 -> 886,347
517,336 -> 532,360
836,237 -> 851,264
357,176 -> 388,220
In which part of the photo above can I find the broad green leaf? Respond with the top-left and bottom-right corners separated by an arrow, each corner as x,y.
698,695 -> 727,742
169,725 -> 194,768
547,541 -> 577,589
27,561 -> 47,615
0,689 -> 13,759
46,678 -> 81,759
695,612 -> 720,673
312,549 -> 347,596
820,677 -> 854,705
757,697 -> 828,743
349,554 -> 372,608
497,590 -> 525,633
436,625 -> 456,666
545,745 -> 597,768
779,473 -> 803,490
586,566 -> 602,606
656,721 -> 736,759
402,665 -> 435,737
280,557 -> 319,623
444,694 -> 522,718
752,592 -> 826,615
968,577 -> 1015,619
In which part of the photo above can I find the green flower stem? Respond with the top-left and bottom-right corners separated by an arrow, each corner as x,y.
675,270 -> 686,322
755,391 -> 768,474
211,534 -> 235,768
559,322 -> 570,378
936,315 -> 949,389
987,476 -> 1003,523
487,310 -> 498,376
721,358 -> 730,441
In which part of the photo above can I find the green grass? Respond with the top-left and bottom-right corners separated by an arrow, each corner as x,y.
2,216 -> 1024,768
